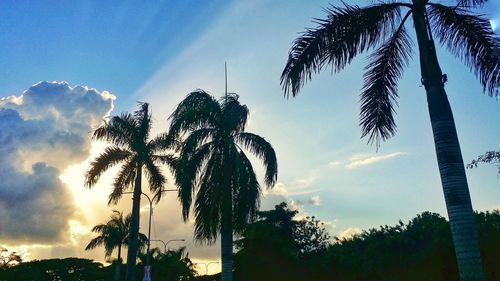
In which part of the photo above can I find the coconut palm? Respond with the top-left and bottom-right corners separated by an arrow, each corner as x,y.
85,102 -> 175,281
281,1 -> 499,280
169,90 -> 278,281
85,211 -> 148,281
137,247 -> 197,281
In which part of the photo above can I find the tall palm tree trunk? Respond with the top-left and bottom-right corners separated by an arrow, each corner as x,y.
126,165 -> 142,281
115,245 -> 122,281
221,174 -> 234,281
412,2 -> 484,280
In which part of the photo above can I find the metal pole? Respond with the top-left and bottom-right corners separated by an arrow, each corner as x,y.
121,192 -> 153,270
225,62 -> 228,101
165,239 -> 185,251
144,193 -> 153,268
206,262 -> 219,275
122,188 -> 178,280
150,240 -> 167,252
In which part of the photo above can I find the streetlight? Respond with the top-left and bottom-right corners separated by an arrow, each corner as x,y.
194,261 -> 220,275
122,189 -> 178,271
150,239 -> 185,252
121,191 -> 153,268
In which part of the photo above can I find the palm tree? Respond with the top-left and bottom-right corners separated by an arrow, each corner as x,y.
281,1 -> 499,280
85,211 -> 148,281
169,90 -> 278,281
85,102 -> 175,281
137,247 -> 197,281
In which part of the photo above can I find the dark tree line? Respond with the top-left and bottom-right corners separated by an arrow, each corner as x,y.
234,203 -> 500,281
1,205 -> 498,281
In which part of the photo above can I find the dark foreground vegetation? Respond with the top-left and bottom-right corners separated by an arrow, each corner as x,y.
1,204 -> 498,281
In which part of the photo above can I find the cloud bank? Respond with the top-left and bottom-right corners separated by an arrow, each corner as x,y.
0,81 -> 114,243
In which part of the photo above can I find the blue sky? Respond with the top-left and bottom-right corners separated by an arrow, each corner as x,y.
0,0 -> 498,273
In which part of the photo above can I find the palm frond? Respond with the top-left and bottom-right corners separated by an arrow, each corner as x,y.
137,233 -> 149,251
429,3 -> 499,97
85,146 -> 132,188
109,159 -> 137,205
169,90 -> 221,137
193,153 -> 223,244
176,142 -> 213,221
152,154 -> 178,171
281,2 -> 404,97
232,150 -> 261,234
92,113 -> 137,148
85,236 -> 105,251
90,223 -> 108,233
135,102 -> 151,143
148,132 -> 179,154
222,94 -> 249,134
181,128 -> 216,156
360,12 -> 413,147
235,132 -> 278,186
143,157 -> 166,202
456,0 -> 488,8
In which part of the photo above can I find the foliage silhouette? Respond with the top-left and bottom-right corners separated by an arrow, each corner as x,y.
0,258 -> 112,281
234,202 -> 330,281
467,150 -> 500,176
169,90 -> 278,281
281,1 -> 499,280
234,204 -> 500,281
85,210 -> 148,281
136,247 -> 196,281
0,247 -> 22,269
85,102 -> 175,281
1,210 -> 498,281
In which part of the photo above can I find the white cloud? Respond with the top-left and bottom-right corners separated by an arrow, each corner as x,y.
346,152 -> 407,169
308,195 -> 321,206
0,81 -> 114,244
337,227 -> 362,241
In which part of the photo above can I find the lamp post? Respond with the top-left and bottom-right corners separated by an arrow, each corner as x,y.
122,189 -> 178,271
122,191 -> 153,268
195,261 -> 219,275
150,239 -> 185,252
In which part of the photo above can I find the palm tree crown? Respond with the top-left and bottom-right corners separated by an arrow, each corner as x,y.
170,90 -> 278,241
85,102 -> 174,203
85,211 -> 148,259
281,0 -> 498,147
85,102 -> 175,281
169,90 -> 278,281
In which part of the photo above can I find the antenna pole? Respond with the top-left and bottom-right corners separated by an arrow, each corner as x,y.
225,62 -> 228,101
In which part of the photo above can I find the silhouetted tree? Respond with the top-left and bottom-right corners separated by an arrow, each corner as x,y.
169,90 -> 278,281
281,1 -> 499,280
85,103 -> 175,281
0,258 -> 112,281
137,247 -> 196,281
296,216 -> 331,257
85,210 -> 148,281
234,202 -> 331,281
467,150 -> 500,176
0,247 -> 22,269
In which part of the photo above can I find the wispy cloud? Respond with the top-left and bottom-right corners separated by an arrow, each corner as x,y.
346,152 -> 407,169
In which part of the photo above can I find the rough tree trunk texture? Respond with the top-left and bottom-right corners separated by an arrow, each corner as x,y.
125,164 -> 142,281
221,168 -> 234,281
411,2 -> 485,280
